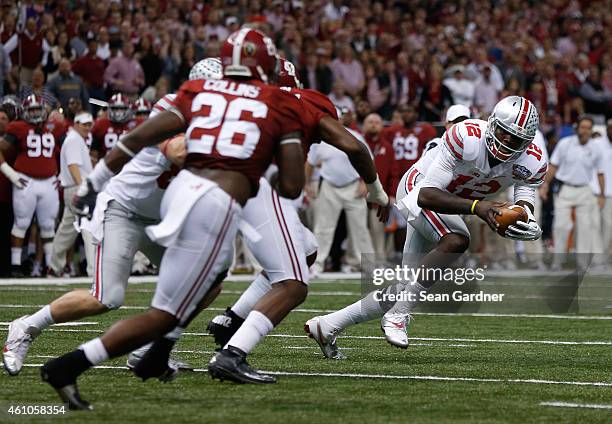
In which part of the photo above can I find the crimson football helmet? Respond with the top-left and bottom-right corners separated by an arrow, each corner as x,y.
485,96 -> 539,162
132,98 -> 152,116
220,28 -> 278,83
21,95 -> 48,125
108,93 -> 132,123
277,58 -> 302,88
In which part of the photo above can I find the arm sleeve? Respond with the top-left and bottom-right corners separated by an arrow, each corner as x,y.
514,184 -> 536,205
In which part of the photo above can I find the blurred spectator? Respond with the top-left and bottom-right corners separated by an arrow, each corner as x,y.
142,76 -> 170,103
46,58 -> 89,111
19,66 -> 57,108
104,42 -> 145,97
324,0 -> 349,21
578,66 -> 612,125
0,107 -> 12,276
468,48 -> 504,92
138,36 -> 164,91
265,1 -> 285,33
591,120 -> 612,263
367,60 -> 408,120
0,38 -> 11,97
443,66 -> 475,108
96,27 -> 111,61
70,23 -> 88,58
545,116 -> 605,270
72,37 -> 106,101
307,127 -> 374,274
329,79 -> 354,113
50,112 -> 95,277
4,17 -> 43,86
330,44 -> 364,97
299,52 -> 333,95
420,63 -> 453,122
473,66 -> 500,115
363,113 -> 398,261
203,10 -> 229,43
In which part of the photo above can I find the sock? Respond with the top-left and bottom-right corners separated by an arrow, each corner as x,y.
43,242 -> 53,268
225,310 -> 273,355
23,305 -> 55,331
323,290 -> 384,330
386,282 -> 427,315
43,349 -> 93,388
11,247 -> 21,266
164,326 -> 184,342
231,273 -> 272,319
79,338 -> 109,365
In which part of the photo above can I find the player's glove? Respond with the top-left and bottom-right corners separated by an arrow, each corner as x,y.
505,205 -> 542,241
1,162 -> 28,189
73,178 -> 98,219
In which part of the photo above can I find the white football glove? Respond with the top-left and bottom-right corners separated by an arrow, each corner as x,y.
505,205 -> 542,241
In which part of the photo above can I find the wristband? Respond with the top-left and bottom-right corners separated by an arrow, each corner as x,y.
116,140 -> 136,158
470,199 -> 479,214
88,159 -> 115,191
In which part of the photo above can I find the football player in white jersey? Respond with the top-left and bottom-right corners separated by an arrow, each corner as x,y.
1,58 -> 223,378
305,96 -> 548,357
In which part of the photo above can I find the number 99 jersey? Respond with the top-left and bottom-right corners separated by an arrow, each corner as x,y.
4,120 -> 67,178
171,78 -> 304,192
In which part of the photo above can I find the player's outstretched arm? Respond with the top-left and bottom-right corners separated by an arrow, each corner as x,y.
276,134 -> 305,199
0,138 -> 27,189
318,116 -> 389,211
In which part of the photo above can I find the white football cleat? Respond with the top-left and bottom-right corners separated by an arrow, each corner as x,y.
381,312 -> 411,349
304,317 -> 345,360
3,316 -> 40,376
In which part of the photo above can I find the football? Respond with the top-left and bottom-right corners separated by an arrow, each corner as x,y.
495,205 -> 528,236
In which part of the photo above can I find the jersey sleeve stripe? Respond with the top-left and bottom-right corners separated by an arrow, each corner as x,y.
444,133 -> 462,160
451,124 -> 464,148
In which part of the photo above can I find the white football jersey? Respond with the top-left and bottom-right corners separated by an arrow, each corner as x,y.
103,94 -> 177,219
415,119 -> 548,198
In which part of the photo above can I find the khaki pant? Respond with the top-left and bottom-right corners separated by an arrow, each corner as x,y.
368,208 -> 386,262
592,196 -> 612,264
313,179 -> 374,271
552,185 -> 597,266
50,186 -> 95,276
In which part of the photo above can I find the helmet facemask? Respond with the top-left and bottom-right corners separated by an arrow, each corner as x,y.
23,105 -> 47,125
109,105 -> 131,123
485,117 -> 532,162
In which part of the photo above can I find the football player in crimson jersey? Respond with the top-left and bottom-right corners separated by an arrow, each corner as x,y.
305,96 -> 548,356
41,28 -> 312,407
2,58 -> 223,379
0,95 -> 66,277
90,93 -> 142,161
206,57 -> 390,364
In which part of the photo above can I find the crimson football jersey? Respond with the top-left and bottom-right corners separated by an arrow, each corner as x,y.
282,87 -> 338,149
174,78 -> 304,190
91,117 -> 145,157
4,120 -> 67,179
381,123 -> 437,175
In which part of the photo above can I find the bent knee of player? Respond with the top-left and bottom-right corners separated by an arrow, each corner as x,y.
147,308 -> 179,334
283,280 -> 309,305
98,286 -> 127,310
439,233 -> 470,254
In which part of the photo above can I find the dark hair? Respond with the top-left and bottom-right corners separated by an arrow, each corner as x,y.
451,116 -> 469,124
575,115 -> 594,127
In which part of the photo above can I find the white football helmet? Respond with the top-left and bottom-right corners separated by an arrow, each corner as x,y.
189,57 -> 223,80
485,96 -> 539,162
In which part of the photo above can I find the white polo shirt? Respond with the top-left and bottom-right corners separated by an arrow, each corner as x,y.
59,127 -> 93,187
590,136 -> 612,196
550,135 -> 603,187
307,128 -> 371,187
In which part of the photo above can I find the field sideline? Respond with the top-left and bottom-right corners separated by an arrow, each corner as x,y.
0,276 -> 611,423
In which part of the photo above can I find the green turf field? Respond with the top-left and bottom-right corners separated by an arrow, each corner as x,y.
1,278 -> 611,423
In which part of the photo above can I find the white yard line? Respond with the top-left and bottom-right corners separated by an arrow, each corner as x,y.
2,326 -> 610,347
539,401 -> 612,409
19,364 -> 612,387
1,302 -> 611,320
0,321 -> 98,326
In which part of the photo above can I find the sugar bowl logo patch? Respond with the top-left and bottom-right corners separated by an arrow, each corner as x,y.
512,164 -> 530,180
243,42 -> 256,56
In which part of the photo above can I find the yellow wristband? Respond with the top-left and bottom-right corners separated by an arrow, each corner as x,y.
470,199 -> 479,215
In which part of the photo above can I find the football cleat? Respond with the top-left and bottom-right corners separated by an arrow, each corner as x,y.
40,365 -> 92,411
207,308 -> 245,347
127,343 -> 189,382
10,265 -> 25,278
3,316 -> 40,375
304,317 -> 345,360
208,347 -> 276,384
381,312 -> 412,349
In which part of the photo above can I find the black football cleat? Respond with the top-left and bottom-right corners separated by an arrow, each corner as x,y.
41,364 -> 92,411
207,308 -> 245,347
208,347 -> 276,384
10,265 -> 25,278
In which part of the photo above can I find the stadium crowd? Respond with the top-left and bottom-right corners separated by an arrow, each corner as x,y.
0,0 -> 610,277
